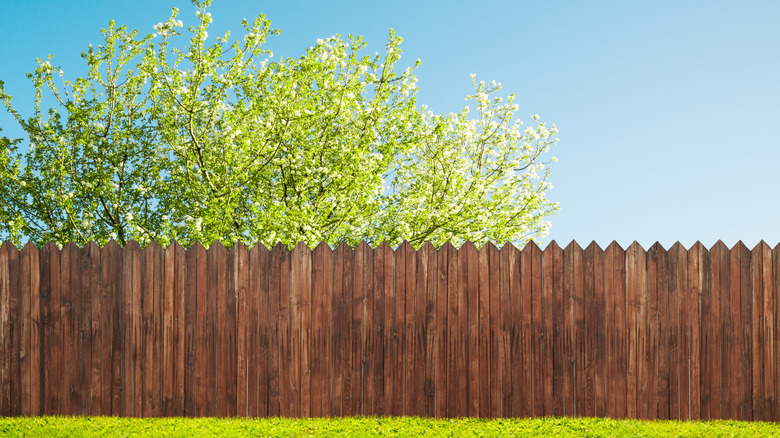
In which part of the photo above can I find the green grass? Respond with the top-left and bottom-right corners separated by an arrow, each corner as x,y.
0,416 -> 778,437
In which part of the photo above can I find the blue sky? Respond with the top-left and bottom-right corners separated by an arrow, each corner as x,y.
1,0 -> 778,249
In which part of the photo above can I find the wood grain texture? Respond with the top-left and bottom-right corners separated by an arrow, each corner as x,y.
5,239 -> 780,420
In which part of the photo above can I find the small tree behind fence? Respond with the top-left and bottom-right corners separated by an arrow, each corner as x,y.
0,239 -> 778,420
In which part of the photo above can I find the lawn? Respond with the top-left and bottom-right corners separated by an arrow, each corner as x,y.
0,416 -> 778,437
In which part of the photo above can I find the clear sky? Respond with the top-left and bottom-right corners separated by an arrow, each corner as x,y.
2,0 -> 778,250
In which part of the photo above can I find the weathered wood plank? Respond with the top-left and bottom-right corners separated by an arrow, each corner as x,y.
712,241 -> 728,419
339,243 -> 354,417
39,243 -> 52,416
235,243 -> 248,417
268,243 -> 282,417
474,242 -> 489,418
183,242 -> 199,417
773,243 -> 780,422
196,242 -> 211,417
279,243 -> 301,418
151,242 -> 164,416
350,243 -> 365,416
549,242 -> 564,417
416,243 -> 431,417
462,241 -> 478,418
250,244 -> 267,417
375,243 -> 390,417
562,242 -> 577,417
311,242 -> 324,417
624,242 -> 638,419
44,242 -> 63,415
452,242 -> 466,418
172,242 -> 186,417
331,243 -> 347,417
672,243 -> 690,420
655,243 -> 670,420
19,243 -> 33,416
211,242 -> 227,418
299,244 -> 312,418
542,242 -> 554,417
487,242 -> 501,418
593,243 -> 606,418
750,243 -> 764,421
321,243 -> 334,418
521,242 -> 534,417
163,243 -> 176,417
634,243 -> 649,420
446,242 -> 461,417
723,242 -> 738,420
529,242 -> 545,417
736,242 -> 752,420
690,242 -> 706,420
506,243 -> 522,418
225,243 -> 239,418
759,243 -> 774,421
435,242 -> 451,417
358,242 -> 373,416
100,242 -> 119,416
612,243 -> 627,419
667,243 -> 683,420
403,242 -> 418,415
344,246 -> 364,416
422,242 -> 438,417
583,243 -> 595,418
0,243 -> 14,416
604,242 -> 617,418
382,242 -> 396,417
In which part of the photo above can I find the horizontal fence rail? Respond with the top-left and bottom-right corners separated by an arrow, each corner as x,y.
0,239 -> 779,420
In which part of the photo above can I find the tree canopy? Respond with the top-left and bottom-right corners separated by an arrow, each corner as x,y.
0,0 -> 558,249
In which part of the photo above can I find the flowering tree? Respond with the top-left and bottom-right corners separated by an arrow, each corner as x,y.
0,0 -> 558,249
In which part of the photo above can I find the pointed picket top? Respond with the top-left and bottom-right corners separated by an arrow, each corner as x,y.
209,239 -> 227,252
729,240 -> 749,252
669,241 -> 685,253
334,240 -> 351,253
711,239 -> 728,253
438,240 -> 456,255
1,240 -> 19,253
545,240 -> 561,252
247,240 -> 266,256
230,239 -> 248,255
313,240 -> 331,253
585,240 -> 603,252
460,240 -> 477,253
752,240 -> 772,253
355,239 -> 371,252
187,240 -> 205,252
624,241 -> 643,257
164,239 -> 184,252
689,240 -> 706,253
144,239 -> 162,253
397,240 -> 414,254
42,240 -> 60,253
499,240 -> 518,254
62,240 -> 82,253
650,241 -> 665,251
21,240 -> 38,255
522,239 -> 541,251
563,239 -> 582,252
481,240 -> 499,253
376,240 -> 394,253
606,240 -> 623,253
104,238 -> 121,252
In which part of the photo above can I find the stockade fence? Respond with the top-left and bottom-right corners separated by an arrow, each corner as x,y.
0,239 -> 779,421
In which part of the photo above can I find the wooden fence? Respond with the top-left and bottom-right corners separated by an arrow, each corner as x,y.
0,239 -> 778,420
